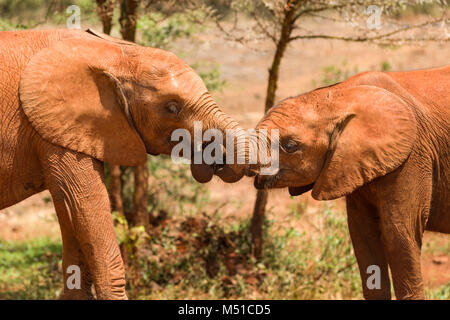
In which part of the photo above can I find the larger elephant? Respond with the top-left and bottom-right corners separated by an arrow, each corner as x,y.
251,68 -> 450,299
0,29 -> 248,299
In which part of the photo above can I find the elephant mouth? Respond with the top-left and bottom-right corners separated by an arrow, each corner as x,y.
188,139 -> 226,183
212,162 -> 226,171
190,162 -> 214,183
189,162 -> 228,183
253,171 -> 282,189
288,184 -> 314,196
254,170 -> 315,196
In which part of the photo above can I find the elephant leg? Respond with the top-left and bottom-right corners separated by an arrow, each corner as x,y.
39,143 -> 127,300
379,207 -> 424,300
58,221 -> 94,300
377,168 -> 428,300
346,193 -> 391,300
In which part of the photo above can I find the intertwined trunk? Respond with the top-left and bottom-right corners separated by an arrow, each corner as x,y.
250,1 -> 298,259
195,94 -> 250,166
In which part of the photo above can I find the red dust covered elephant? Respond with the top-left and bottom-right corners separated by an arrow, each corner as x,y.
251,68 -> 450,299
0,29 -> 248,299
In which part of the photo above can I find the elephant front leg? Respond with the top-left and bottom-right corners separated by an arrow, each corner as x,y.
40,145 -> 128,300
346,194 -> 391,300
58,234 -> 94,300
379,211 -> 425,300
376,166 -> 430,300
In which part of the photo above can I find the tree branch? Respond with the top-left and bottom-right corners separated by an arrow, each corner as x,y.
292,1 -> 361,23
251,11 -> 277,43
289,16 -> 449,43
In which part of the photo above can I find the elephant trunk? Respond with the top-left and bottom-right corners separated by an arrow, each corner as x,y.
189,93 -> 253,183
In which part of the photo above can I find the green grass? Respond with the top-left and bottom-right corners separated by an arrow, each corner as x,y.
0,238 -> 62,299
426,283 -> 450,300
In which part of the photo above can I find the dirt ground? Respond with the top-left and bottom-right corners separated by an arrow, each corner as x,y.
0,17 -> 449,294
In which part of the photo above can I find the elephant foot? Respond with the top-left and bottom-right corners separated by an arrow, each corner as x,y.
395,292 -> 425,300
363,289 -> 392,300
58,289 -> 95,300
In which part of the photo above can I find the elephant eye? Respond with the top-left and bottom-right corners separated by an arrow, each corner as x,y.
281,139 -> 300,153
166,101 -> 181,115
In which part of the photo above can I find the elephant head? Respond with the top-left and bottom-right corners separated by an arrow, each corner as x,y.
19,30 -> 249,183
252,85 -> 417,200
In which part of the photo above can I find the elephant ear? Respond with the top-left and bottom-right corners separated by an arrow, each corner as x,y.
19,37 -> 147,166
311,85 -> 417,200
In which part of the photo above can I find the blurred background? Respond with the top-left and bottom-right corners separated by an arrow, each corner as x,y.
0,0 -> 449,299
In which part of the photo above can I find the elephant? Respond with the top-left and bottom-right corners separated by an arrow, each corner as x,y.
251,67 -> 450,299
0,28 -> 248,299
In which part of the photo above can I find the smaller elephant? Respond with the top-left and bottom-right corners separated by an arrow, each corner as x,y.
252,67 -> 450,299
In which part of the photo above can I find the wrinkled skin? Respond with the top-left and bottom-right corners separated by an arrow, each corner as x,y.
253,68 -> 450,299
0,29 -> 247,299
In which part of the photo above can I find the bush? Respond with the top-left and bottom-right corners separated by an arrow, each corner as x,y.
113,201 -> 363,299
138,13 -> 197,49
0,0 -> 98,28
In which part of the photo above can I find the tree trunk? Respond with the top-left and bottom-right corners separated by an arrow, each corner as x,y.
109,164 -> 124,214
95,0 -> 124,216
96,0 -> 116,35
119,0 -> 140,42
131,163 -> 150,231
250,2 -> 298,259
